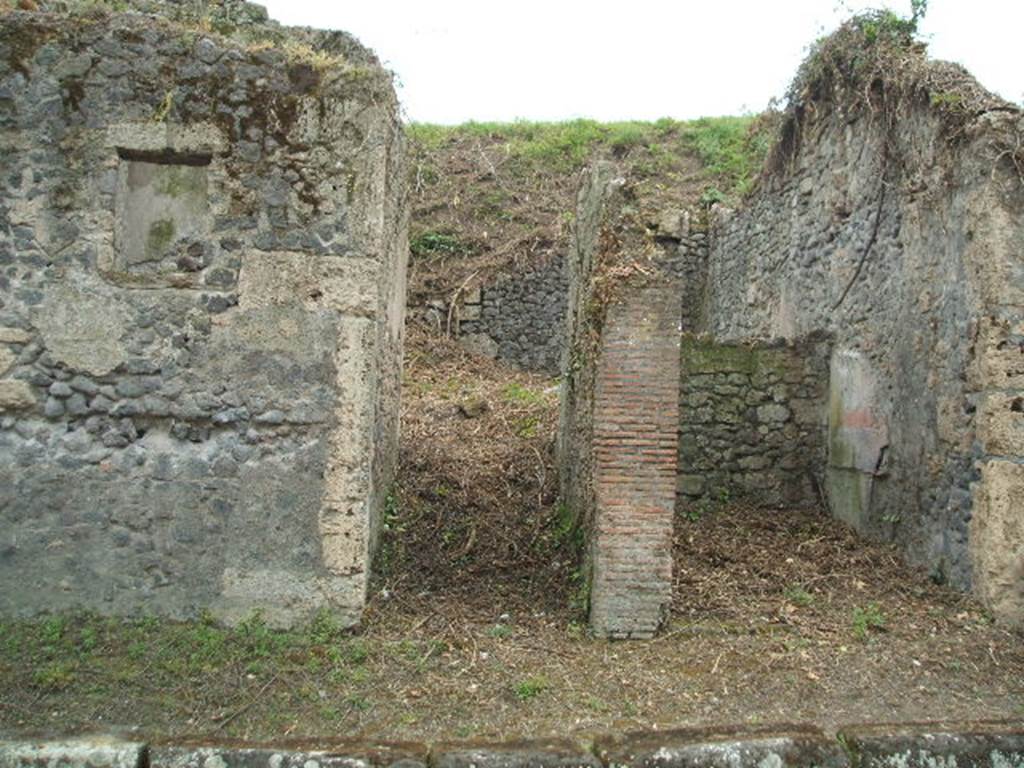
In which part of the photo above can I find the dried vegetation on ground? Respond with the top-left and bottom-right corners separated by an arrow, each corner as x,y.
382,116 -> 777,616
2,502 -> 1021,741
372,323 -> 575,618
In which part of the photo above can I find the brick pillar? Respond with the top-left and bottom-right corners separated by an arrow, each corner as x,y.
589,281 -> 682,638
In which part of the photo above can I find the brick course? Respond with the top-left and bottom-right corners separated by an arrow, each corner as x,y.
590,282 -> 683,638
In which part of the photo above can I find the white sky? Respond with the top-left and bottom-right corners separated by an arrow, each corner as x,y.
261,0 -> 1023,124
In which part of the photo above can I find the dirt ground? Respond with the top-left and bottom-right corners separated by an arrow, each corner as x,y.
374,324 -> 575,618
1,501 -> 1020,742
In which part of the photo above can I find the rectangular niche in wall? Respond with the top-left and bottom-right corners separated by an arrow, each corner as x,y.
113,149 -> 212,285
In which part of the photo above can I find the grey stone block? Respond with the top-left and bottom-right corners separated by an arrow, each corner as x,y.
756,404 -> 791,423
434,741 -> 600,768
0,737 -> 145,768
48,381 -> 73,398
598,727 -> 847,768
840,724 -> 1024,768
150,743 -> 428,768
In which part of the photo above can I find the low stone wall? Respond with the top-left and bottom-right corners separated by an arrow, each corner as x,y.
677,334 -> 830,508
4,723 -> 1022,768
457,253 -> 567,374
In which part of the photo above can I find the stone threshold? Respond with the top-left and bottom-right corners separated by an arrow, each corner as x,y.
2,722 -> 1022,768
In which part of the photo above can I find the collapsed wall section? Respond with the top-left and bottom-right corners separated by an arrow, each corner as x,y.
0,3 -> 406,626
706,52 -> 1024,622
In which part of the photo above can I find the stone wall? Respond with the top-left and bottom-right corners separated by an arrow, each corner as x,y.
677,334 -> 830,508
0,2 -> 406,626
560,55 -> 1024,631
705,65 -> 1024,621
457,253 -> 567,374
677,225 -> 708,334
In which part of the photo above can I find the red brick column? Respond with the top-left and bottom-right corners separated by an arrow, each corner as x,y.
589,281 -> 682,638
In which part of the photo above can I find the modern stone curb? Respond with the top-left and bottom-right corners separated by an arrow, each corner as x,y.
432,739 -> 600,768
150,742 -> 429,768
0,736 -> 145,768
841,723 -> 1024,768
2,724 -> 1023,768
596,725 -> 847,768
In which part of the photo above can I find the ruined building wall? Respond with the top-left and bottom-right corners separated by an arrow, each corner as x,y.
559,164 -> 682,638
673,221 -> 832,510
706,69 -> 1024,621
456,225 -> 694,377
557,168 -> 607,592
677,227 -> 708,334
677,334 -> 830,508
0,3 -> 406,626
457,253 -> 567,375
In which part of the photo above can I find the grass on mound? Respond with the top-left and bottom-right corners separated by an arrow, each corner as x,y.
406,115 -> 775,198
403,114 -> 777,306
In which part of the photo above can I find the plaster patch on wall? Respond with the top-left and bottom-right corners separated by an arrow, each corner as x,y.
970,460 -> 1024,627
828,349 -> 888,472
34,280 -> 129,376
114,156 -> 211,279
827,348 -> 889,530
105,122 -> 228,156
216,568 -> 362,628
237,252 -> 378,317
772,284 -> 798,339
217,305 -> 335,360
321,317 -> 376,591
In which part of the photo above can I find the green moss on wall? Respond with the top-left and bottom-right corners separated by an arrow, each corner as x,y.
680,337 -> 789,377
146,219 -> 176,259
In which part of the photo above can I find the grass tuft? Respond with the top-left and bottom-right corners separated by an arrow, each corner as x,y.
513,675 -> 549,701
852,603 -> 887,640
